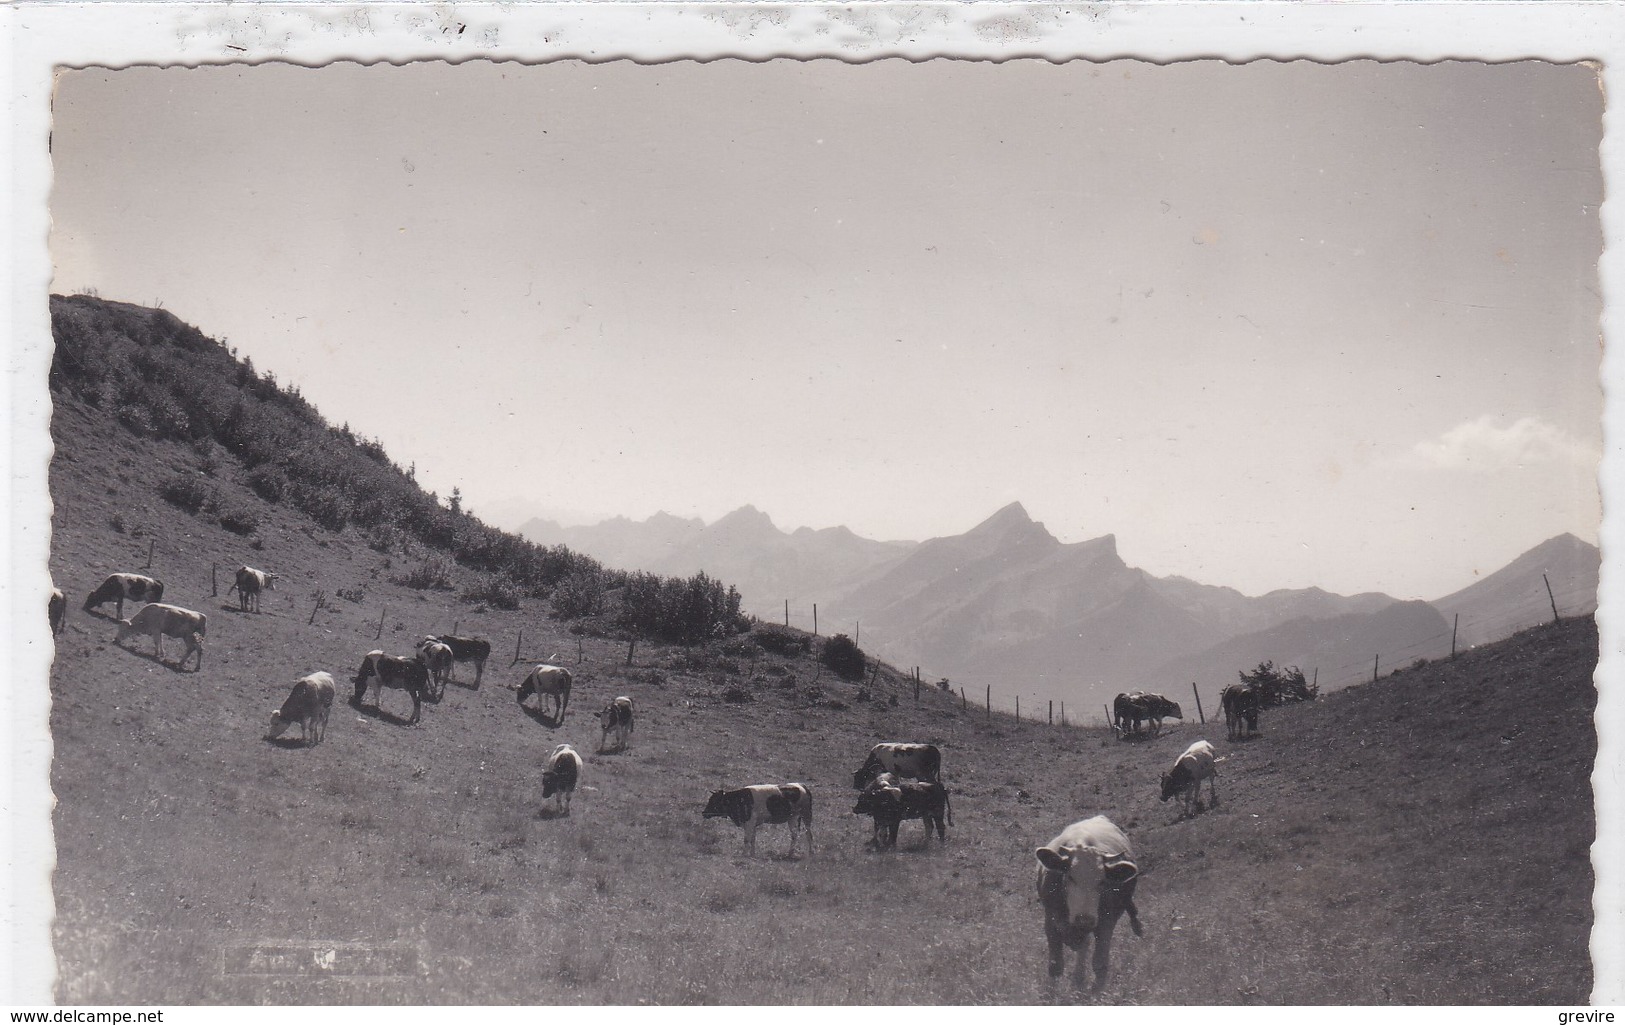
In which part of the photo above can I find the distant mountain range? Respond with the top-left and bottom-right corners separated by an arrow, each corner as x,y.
520,503 -> 1599,713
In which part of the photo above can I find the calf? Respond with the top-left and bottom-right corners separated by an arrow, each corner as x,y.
853,774 -> 952,849
1161,739 -> 1220,818
598,695 -> 634,752
227,566 -> 278,613
1222,683 -> 1260,740
417,640 -> 455,700
423,634 -> 491,687
515,664 -> 573,720
1035,816 -> 1143,991
352,650 -> 429,725
541,743 -> 583,814
703,783 -> 814,856
851,742 -> 942,789
83,573 -> 164,620
266,672 -> 336,747
115,602 -> 206,670
48,587 -> 66,636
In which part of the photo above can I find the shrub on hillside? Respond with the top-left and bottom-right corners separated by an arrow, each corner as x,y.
246,464 -> 288,503
752,623 -> 812,656
159,473 -> 213,514
611,570 -> 747,646
820,633 -> 867,680
551,569 -> 606,619
397,555 -> 456,591
463,575 -> 522,611
214,497 -> 260,536
1237,660 -> 1317,707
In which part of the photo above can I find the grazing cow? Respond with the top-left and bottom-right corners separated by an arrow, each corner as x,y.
598,696 -> 634,752
82,573 -> 164,620
351,650 -> 430,725
853,774 -> 952,849
417,640 -> 454,700
541,744 -> 583,814
227,566 -> 278,613
115,602 -> 206,670
48,587 -> 66,636
1035,816 -> 1143,991
1114,691 -> 1183,737
423,634 -> 491,686
1161,739 -> 1220,817
1222,683 -> 1261,740
702,783 -> 814,856
515,663 -> 573,720
851,742 -> 943,789
266,672 -> 336,747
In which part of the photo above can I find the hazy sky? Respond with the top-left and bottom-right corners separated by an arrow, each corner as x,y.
50,58 -> 1603,599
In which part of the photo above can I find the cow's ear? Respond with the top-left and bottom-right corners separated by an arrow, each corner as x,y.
1035,847 -> 1071,871
1104,858 -> 1139,884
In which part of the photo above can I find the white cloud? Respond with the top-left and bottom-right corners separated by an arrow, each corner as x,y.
1408,415 -> 1596,473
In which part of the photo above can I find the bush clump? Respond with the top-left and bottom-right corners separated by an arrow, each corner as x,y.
159,473 -> 213,514
820,633 -> 867,681
753,624 -> 813,656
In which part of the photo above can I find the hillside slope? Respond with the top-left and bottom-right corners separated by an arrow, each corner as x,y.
47,297 -> 1595,1005
1432,532 -> 1600,648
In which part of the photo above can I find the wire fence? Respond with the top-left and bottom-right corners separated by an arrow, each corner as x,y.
775,572 -> 1598,730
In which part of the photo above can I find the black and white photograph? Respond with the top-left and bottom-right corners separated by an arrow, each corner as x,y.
7,1 -> 1622,1009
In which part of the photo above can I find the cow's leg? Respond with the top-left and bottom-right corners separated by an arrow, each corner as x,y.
408,691 -> 422,725
473,659 -> 485,688
1044,922 -> 1067,980
743,820 -> 757,855
1090,915 -> 1122,992
1208,774 -> 1220,808
1124,897 -> 1144,937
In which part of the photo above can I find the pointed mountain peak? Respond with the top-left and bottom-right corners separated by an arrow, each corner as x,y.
714,504 -> 777,529
961,501 -> 1057,546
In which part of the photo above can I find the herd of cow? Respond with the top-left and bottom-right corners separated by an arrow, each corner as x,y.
1114,685 -> 1263,743
52,565 -> 1254,994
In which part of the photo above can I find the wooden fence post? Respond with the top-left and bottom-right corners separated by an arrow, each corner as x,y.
1049,700 -> 1053,725
512,631 -> 524,666
784,600 -> 789,627
1192,681 -> 1205,724
960,687 -> 966,711
1373,654 -> 1379,683
626,638 -> 636,667
144,539 -> 155,569
1104,704 -> 1113,730
211,563 -> 218,597
914,675 -> 920,702
1451,615 -> 1459,657
985,684 -> 991,720
1015,695 -> 1020,720
1060,701 -> 1066,726
577,636 -> 584,663
375,605 -> 386,640
1545,573 -> 1561,624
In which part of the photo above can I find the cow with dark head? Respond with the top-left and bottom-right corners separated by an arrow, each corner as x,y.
1161,739 -> 1220,818
853,773 -> 952,849
1115,691 -> 1183,737
702,783 -> 814,857
851,742 -> 941,789
541,744 -> 582,814
1221,683 -> 1260,740
1035,815 -> 1143,991
598,695 -> 634,752
83,573 -> 164,620
351,650 -> 430,725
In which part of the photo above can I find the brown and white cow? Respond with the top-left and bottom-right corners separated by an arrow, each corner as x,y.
83,573 -> 165,620
541,743 -> 583,814
598,695 -> 634,752
266,672 -> 336,747
703,783 -> 814,857
1160,739 -> 1220,818
48,587 -> 66,636
851,742 -> 942,789
853,773 -> 952,849
115,602 -> 206,670
417,640 -> 454,700
515,664 -> 573,720
422,634 -> 491,686
227,566 -> 278,613
351,650 -> 430,724
1035,815 -> 1143,991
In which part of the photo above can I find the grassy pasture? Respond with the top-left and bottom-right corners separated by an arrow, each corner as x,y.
47,393 -> 1595,1004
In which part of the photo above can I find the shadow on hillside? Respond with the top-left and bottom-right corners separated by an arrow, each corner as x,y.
265,735 -> 317,750
349,699 -> 419,728
536,806 -> 573,820
518,704 -> 565,729
115,646 -> 200,673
